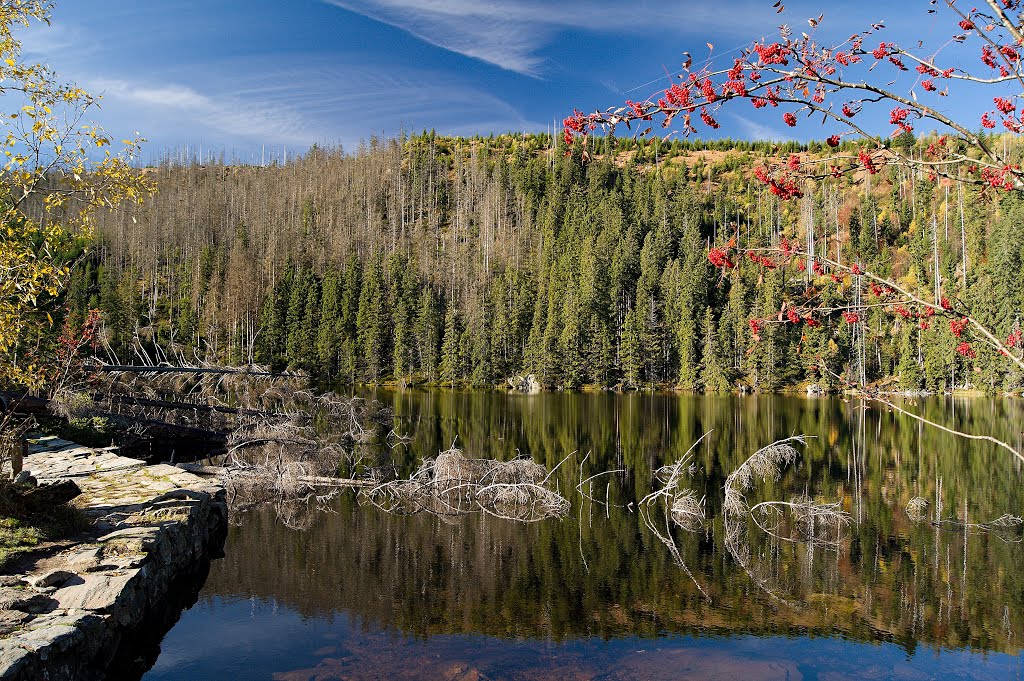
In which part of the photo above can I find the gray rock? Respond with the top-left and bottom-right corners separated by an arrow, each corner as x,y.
0,643 -> 31,677
12,471 -> 35,486
3,436 -> 227,681
28,571 -> 74,589
16,624 -> 81,653
0,588 -> 53,614
507,373 -> 542,393
63,547 -> 103,572
96,526 -> 160,545
152,489 -> 207,503
50,572 -> 134,614
0,610 -> 31,637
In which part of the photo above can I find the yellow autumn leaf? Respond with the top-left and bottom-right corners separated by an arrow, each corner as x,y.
0,1 -> 154,390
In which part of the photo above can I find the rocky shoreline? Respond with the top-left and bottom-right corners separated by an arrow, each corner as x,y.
0,437 -> 226,681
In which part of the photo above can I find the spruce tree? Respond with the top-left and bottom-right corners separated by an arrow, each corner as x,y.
897,326 -> 923,391
699,307 -> 730,392
438,304 -> 463,388
285,267 -> 319,370
339,254 -> 362,383
620,305 -> 645,388
356,256 -> 387,381
413,285 -> 441,381
316,269 -> 342,379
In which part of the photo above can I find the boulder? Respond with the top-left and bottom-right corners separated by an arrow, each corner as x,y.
507,374 -> 542,393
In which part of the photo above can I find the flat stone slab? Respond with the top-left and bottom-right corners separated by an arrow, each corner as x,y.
0,437 -> 226,681
22,438 -> 144,482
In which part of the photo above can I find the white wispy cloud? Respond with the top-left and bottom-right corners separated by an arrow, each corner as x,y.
320,0 -> 773,76
84,57 -> 539,154
92,78 -> 316,146
219,59 -> 541,140
17,6 -> 541,151
322,0 -> 549,76
729,113 -> 794,142
18,21 -> 78,55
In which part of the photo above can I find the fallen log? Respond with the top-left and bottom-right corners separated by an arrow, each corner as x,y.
2,392 -> 228,450
103,394 -> 240,415
93,365 -> 284,377
98,393 -> 280,418
174,464 -> 371,488
175,463 -> 227,476
296,475 -> 374,488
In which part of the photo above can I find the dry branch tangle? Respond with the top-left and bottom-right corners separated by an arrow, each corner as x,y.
361,448 -> 570,523
724,436 -> 851,545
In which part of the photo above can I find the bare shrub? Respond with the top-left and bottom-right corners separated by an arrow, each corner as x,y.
927,510 -> 1024,543
433,448 -> 546,486
670,490 -> 706,533
49,390 -> 95,420
642,433 -> 709,532
636,433 -> 712,600
720,436 -> 851,602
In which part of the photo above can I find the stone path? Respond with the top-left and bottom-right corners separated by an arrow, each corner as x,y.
21,436 -> 144,483
0,437 -> 226,681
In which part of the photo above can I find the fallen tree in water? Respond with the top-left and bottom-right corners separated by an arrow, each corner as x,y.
198,387 -> 392,519
718,436 -> 851,604
642,433 -> 709,534
724,436 -> 850,545
13,355 -> 395,522
905,496 -> 1023,543
749,497 -> 851,546
361,448 -> 570,522
223,397 -> 386,515
638,433 -> 711,600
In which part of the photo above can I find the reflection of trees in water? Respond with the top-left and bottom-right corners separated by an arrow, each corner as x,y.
209,497 -> 1021,652
209,393 -> 1024,653
371,391 -> 1024,519
722,511 -> 849,609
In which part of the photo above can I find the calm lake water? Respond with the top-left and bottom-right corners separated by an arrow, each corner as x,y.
140,392 -> 1024,681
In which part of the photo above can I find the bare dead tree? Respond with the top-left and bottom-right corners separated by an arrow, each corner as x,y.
723,436 -> 805,517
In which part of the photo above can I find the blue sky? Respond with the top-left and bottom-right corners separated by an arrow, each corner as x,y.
18,1 -> 976,162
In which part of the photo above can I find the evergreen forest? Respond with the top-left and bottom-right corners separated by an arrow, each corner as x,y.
67,132 -> 1024,392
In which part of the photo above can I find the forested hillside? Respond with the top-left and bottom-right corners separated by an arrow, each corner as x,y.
68,132 -> 1024,392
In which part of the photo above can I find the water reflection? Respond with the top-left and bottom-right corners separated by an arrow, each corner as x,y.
143,393 -> 1024,680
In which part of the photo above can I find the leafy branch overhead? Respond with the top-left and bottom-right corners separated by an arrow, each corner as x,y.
569,2 -> 1024,380
566,0 -> 1024,194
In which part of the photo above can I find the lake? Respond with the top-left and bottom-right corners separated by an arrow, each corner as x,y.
138,392 -> 1024,680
